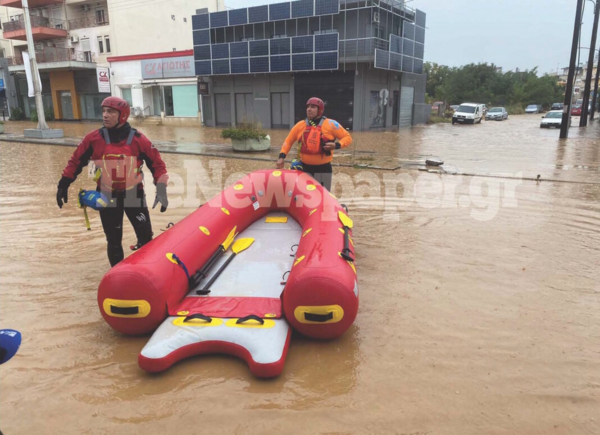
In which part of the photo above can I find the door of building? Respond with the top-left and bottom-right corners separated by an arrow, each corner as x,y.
60,91 -> 74,119
399,86 -> 414,128
271,92 -> 290,128
215,93 -> 232,126
235,93 -> 254,124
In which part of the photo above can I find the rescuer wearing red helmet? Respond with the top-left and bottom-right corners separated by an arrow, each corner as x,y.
276,97 -> 352,191
56,96 -> 169,267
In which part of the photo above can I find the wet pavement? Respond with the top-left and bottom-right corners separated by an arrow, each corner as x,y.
0,116 -> 599,434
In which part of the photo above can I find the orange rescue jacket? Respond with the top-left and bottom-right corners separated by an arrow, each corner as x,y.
280,117 -> 352,166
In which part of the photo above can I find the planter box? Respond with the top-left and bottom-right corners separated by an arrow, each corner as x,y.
231,135 -> 271,152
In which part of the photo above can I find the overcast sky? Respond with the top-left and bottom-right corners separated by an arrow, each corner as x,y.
223,0 -> 599,75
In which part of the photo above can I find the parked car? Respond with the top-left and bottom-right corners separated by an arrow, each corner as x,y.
571,105 -> 582,116
540,110 -> 570,128
550,102 -> 564,111
486,107 -> 508,121
525,104 -> 540,114
452,103 -> 484,124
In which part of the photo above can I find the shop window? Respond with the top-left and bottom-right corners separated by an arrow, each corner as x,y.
121,88 -> 132,106
163,86 -> 174,116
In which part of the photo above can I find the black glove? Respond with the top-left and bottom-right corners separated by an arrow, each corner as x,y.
56,177 -> 73,209
152,183 -> 168,212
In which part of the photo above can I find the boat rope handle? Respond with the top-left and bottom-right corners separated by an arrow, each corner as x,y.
183,313 -> 213,323
236,315 -> 264,325
341,204 -> 349,213
304,312 -> 334,322
280,270 -> 291,285
171,253 -> 191,282
290,244 -> 299,257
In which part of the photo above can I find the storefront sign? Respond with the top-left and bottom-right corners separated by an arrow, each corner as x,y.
96,67 -> 111,93
198,82 -> 209,95
142,56 -> 195,79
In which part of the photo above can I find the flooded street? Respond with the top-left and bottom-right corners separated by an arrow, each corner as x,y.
1,116 -> 599,434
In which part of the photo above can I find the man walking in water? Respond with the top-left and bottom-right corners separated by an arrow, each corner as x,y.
276,97 -> 352,191
56,97 -> 169,267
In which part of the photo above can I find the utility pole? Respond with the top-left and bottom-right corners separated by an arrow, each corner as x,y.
580,0 -> 600,127
561,0 -> 585,138
22,0 -> 48,130
591,51 -> 600,120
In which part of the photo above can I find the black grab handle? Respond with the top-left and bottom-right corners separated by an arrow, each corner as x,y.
236,315 -> 265,325
304,312 -> 334,323
110,305 -> 139,315
184,313 -> 213,323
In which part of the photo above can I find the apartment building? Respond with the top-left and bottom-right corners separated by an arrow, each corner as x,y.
192,0 -> 428,130
0,0 -> 221,120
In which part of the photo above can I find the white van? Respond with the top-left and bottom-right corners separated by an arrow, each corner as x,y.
452,103 -> 484,124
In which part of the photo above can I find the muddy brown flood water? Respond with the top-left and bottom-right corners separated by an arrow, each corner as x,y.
0,116 -> 599,434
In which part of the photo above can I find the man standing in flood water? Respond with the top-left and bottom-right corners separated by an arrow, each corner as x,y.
276,97 -> 352,191
56,97 -> 169,267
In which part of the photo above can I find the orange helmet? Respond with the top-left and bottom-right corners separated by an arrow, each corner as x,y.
306,97 -> 325,117
101,96 -> 130,124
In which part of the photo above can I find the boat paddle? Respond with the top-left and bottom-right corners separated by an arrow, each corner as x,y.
188,226 -> 237,289
197,238 -> 254,295
338,211 -> 354,262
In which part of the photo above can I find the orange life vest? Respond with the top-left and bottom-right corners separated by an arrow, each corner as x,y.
300,118 -> 333,155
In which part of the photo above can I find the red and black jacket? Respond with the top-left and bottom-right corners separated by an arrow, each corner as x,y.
60,124 -> 168,191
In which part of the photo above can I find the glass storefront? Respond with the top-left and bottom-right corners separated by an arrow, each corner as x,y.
80,94 -> 106,120
148,84 -> 198,118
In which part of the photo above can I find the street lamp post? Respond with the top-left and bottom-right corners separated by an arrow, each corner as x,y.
561,0 -> 585,138
579,0 -> 600,126
21,0 -> 63,138
591,54 -> 600,120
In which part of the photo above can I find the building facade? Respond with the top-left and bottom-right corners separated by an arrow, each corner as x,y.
192,0 -> 428,131
0,0 -> 221,120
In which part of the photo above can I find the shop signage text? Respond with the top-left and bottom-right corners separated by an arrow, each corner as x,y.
96,67 -> 111,93
142,56 -> 195,79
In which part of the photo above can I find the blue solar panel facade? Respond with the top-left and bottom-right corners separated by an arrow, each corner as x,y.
390,52 -> 402,71
249,5 -> 269,23
250,57 -> 269,73
228,8 -> 248,26
250,40 -> 269,57
195,60 -> 212,75
415,26 -> 425,44
230,42 -> 249,58
314,52 -> 338,70
292,36 -> 313,53
209,11 -> 228,28
292,54 -> 313,70
270,55 -> 291,72
402,56 -> 413,73
315,33 -> 338,52
292,0 -> 313,18
375,49 -> 389,69
403,23 -> 415,41
414,59 -> 423,75
194,45 -> 211,61
212,44 -> 229,59
414,43 -> 424,60
269,2 -> 290,21
192,14 -> 209,30
231,58 -> 250,74
212,59 -> 230,75
416,9 -> 426,28
270,38 -> 291,55
315,0 -> 339,16
193,29 -> 210,46
390,34 -> 402,54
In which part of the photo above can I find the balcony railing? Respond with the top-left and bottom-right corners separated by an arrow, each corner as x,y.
68,16 -> 109,30
7,48 -> 96,65
2,14 -> 67,31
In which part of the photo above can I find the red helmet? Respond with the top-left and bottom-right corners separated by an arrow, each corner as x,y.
101,96 -> 130,124
306,97 -> 325,117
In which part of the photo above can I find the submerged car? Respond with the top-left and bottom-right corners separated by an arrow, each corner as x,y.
571,105 -> 582,116
540,110 -> 570,128
551,102 -> 564,111
525,104 -> 540,114
486,107 -> 508,121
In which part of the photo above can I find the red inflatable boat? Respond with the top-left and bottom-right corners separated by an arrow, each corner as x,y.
97,169 -> 358,377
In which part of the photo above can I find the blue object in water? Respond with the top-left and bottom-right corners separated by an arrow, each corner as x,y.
0,329 -> 21,364
78,190 -> 109,211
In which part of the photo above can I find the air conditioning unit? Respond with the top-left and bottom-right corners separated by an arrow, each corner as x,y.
70,35 -> 79,43
81,4 -> 90,11
373,11 -> 380,23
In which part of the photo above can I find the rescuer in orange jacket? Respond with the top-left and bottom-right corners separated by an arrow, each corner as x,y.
56,97 -> 169,266
276,97 -> 352,191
